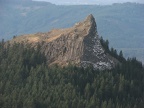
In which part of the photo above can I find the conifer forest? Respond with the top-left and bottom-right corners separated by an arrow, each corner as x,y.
0,39 -> 144,108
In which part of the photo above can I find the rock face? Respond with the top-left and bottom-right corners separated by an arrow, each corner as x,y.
10,14 -> 119,70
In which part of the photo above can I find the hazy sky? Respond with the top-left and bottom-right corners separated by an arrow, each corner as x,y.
33,0 -> 144,5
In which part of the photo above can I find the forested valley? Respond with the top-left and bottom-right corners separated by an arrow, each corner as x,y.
0,39 -> 144,108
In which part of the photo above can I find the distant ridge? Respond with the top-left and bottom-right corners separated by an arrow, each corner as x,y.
32,0 -> 144,5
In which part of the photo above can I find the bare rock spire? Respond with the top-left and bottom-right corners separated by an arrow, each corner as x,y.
9,14 -> 119,70
85,14 -> 95,22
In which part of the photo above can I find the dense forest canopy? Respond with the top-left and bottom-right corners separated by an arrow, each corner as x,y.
0,39 -> 144,108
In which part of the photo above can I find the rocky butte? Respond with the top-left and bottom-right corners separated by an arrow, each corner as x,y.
9,14 -> 119,70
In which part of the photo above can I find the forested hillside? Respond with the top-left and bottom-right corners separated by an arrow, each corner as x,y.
0,40 -> 144,108
0,1 -> 144,62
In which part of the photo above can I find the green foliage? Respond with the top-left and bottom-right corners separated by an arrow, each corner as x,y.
100,36 -> 126,62
0,41 -> 144,108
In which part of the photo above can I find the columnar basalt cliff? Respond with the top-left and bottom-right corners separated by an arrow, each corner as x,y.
10,14 -> 119,70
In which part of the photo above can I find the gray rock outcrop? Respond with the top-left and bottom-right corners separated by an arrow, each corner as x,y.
10,14 -> 119,70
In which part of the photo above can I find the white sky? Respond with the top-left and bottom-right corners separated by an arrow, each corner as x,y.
33,0 -> 144,5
